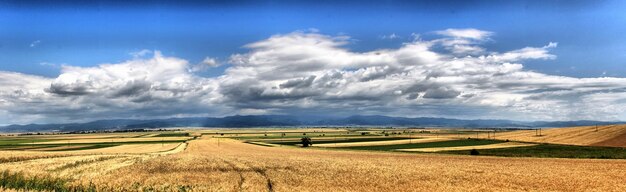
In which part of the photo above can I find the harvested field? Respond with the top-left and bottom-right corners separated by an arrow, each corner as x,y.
592,130 -> 626,147
495,125 -> 626,147
397,142 -> 537,152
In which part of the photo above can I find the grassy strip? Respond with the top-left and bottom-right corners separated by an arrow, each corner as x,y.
0,170 -> 71,191
153,133 -> 190,137
0,144 -> 118,151
336,139 -> 504,151
267,137 -> 414,145
0,145 -> 55,150
441,144 -> 626,159
232,134 -> 377,140
244,141 -> 277,147
46,144 -> 119,151
0,138 -> 52,145
0,170 -> 100,191
4,140 -> 186,147
0,155 -> 73,164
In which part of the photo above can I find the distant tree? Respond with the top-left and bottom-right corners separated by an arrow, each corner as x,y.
470,149 -> 480,155
301,137 -> 312,147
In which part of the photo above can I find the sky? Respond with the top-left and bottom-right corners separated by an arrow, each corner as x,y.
1,0 -> 626,124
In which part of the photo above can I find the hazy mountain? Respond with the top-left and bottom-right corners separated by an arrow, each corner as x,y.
0,115 -> 623,133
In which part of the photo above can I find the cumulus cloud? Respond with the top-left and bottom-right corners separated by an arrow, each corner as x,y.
220,30 -> 626,121
189,57 -> 221,72
0,51 -> 225,123
1,29 -> 626,124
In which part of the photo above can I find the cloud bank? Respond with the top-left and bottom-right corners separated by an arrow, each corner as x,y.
2,29 -> 626,124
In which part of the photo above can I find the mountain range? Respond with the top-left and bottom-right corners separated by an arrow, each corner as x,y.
1,115 -> 623,133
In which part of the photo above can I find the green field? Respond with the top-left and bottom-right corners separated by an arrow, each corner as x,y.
152,132 -> 190,137
335,139 -> 504,151
441,144 -> 626,159
0,138 -> 52,145
228,133 -> 381,140
267,137 -> 414,145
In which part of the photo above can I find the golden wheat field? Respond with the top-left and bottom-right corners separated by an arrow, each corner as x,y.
86,137 -> 626,191
492,125 -> 626,147
1,127 -> 626,191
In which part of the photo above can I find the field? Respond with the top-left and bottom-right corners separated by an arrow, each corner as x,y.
0,127 -> 625,191
491,124 -> 626,147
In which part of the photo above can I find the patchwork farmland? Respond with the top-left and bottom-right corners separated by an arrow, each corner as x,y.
0,126 -> 625,191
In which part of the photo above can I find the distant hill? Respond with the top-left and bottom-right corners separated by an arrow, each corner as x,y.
0,115 -> 623,133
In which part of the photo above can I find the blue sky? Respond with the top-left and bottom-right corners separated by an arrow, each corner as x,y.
2,0 -> 625,78
2,0 -> 626,124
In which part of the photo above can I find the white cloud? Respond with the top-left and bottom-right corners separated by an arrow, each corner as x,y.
30,40 -> 41,48
189,57 -> 221,72
129,49 -> 152,58
432,28 -> 495,55
380,33 -> 400,40
201,57 -> 220,67
435,28 -> 493,40
1,29 -> 626,124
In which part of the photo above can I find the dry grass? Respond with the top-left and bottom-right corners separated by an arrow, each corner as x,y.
314,137 -> 453,147
396,142 -> 537,152
494,125 -> 626,147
